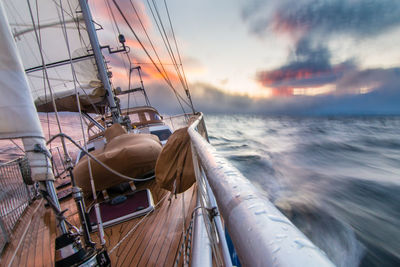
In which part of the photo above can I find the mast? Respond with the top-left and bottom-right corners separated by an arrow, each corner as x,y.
78,0 -> 121,124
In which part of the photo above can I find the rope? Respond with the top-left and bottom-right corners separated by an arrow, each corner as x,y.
174,205 -> 213,266
181,190 -> 186,265
174,217 -> 193,267
109,192 -> 169,254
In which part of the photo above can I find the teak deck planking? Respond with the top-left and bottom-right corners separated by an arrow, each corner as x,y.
1,179 -> 197,267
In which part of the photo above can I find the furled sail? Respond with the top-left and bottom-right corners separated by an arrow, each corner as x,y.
3,0 -> 106,114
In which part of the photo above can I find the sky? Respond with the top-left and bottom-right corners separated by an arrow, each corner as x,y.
91,0 -> 400,115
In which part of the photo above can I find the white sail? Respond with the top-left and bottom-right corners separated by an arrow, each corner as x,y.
2,0 -> 104,113
0,1 -> 43,139
0,1 -> 54,181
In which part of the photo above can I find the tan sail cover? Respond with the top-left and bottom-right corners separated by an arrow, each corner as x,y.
74,124 -> 162,193
35,84 -> 107,113
155,127 -> 195,194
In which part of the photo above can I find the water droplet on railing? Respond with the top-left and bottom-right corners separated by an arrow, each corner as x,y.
255,209 -> 267,215
294,238 -> 316,249
268,215 -> 291,225
272,246 -> 281,254
244,194 -> 254,200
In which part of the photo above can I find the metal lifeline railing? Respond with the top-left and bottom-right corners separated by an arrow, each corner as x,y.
0,157 -> 37,253
188,113 -> 335,267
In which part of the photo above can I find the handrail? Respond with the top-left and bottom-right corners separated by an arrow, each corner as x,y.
188,113 -> 334,266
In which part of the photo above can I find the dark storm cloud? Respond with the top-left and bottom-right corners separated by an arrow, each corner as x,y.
274,0 -> 400,36
282,38 -> 332,74
242,0 -> 400,98
243,0 -> 400,37
256,38 -> 356,90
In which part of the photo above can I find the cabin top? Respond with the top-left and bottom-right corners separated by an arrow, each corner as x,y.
88,106 -> 164,141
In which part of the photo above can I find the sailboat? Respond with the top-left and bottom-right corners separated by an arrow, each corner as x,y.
0,0 -> 335,266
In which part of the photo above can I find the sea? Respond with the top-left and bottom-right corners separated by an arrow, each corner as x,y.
1,114 -> 399,266
205,115 -> 400,267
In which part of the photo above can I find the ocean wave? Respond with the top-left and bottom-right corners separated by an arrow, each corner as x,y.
275,196 -> 365,267
206,115 -> 400,266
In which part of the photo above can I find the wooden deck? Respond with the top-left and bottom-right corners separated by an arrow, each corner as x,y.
1,179 -> 198,266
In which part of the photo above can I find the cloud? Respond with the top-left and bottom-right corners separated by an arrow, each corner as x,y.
273,0 -> 400,37
243,0 -> 400,38
93,0 -> 182,91
258,60 -> 400,97
254,34 -> 400,97
241,0 -> 400,100
336,67 -> 400,94
117,74 -> 400,116
256,38 -> 355,94
182,56 -> 206,75
92,0 -> 151,33
186,78 -> 400,115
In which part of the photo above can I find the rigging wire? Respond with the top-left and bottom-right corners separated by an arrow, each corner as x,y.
111,0 -> 190,115
32,0 -> 53,147
128,0 -> 172,110
129,0 -> 174,87
60,0 -> 103,115
103,0 -> 132,93
163,0 -> 188,89
107,0 -> 132,85
104,0 -> 139,110
147,0 -> 186,91
146,0 -> 185,90
57,0 -> 106,245
163,0 -> 195,112
129,0 -> 186,112
27,0 -> 65,137
147,0 -> 194,113
104,0 -> 121,38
